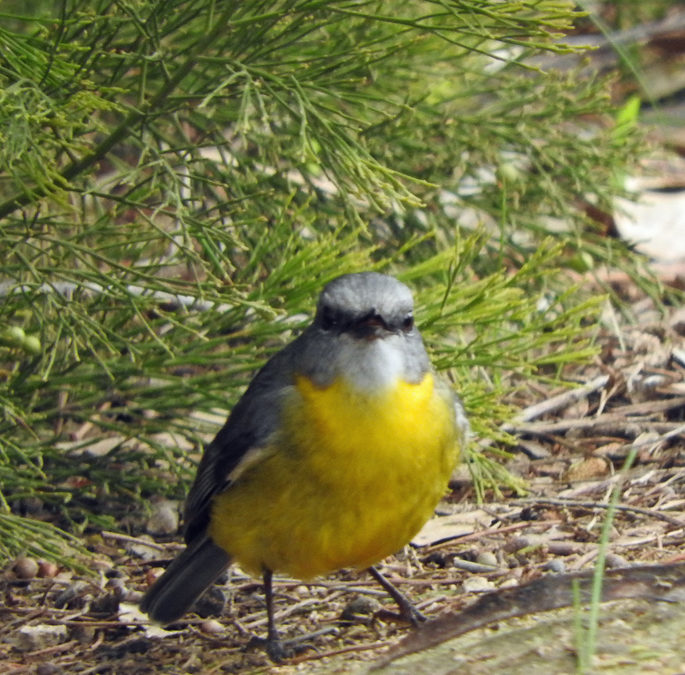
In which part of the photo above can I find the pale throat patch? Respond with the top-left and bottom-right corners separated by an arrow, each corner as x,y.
334,334 -> 407,391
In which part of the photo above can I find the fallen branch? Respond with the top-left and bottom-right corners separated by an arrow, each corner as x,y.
373,561 -> 685,668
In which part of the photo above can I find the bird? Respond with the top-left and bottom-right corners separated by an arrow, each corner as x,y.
140,271 -> 468,659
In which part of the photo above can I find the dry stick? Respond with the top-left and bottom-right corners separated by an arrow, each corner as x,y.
515,497 -> 685,529
422,521 -> 545,553
483,374 -> 613,458
508,396 -> 685,436
506,374 -> 611,425
100,531 -> 174,552
612,530 -> 684,549
17,640 -> 80,661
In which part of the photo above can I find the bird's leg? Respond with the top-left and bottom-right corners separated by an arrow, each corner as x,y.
246,569 -> 288,661
252,569 -> 337,662
263,569 -> 277,642
262,568 -> 289,662
368,565 -> 426,625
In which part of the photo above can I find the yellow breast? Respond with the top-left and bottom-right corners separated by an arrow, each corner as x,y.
209,372 -> 459,579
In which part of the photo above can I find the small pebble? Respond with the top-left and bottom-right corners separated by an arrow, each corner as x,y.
200,619 -> 225,634
145,567 -> 165,586
605,553 -> 629,568
507,536 -> 532,552
475,551 -> 498,568
13,555 -> 39,579
544,559 -> 566,574
13,624 -> 68,652
547,542 -> 578,556
462,576 -> 495,593
564,457 -> 609,482
37,560 -> 60,578
145,500 -> 179,535
341,596 -> 382,621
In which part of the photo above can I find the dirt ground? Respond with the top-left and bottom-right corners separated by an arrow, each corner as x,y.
2,283 -> 684,674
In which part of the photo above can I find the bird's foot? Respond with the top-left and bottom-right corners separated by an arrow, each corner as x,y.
247,633 -> 291,662
367,565 -> 427,627
377,601 -> 427,626
248,627 -> 339,662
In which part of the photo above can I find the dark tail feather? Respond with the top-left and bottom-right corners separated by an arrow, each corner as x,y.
140,537 -> 231,625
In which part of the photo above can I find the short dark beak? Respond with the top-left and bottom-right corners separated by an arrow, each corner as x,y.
351,311 -> 390,340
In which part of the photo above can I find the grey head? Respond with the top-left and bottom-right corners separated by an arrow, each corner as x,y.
314,272 -> 415,338
293,272 -> 431,389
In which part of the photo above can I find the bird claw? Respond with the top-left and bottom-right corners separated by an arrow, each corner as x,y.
248,627 -> 340,662
247,634 -> 292,662
376,604 -> 427,626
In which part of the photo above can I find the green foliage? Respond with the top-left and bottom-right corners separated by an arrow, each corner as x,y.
0,513 -> 91,575
0,0 -> 645,566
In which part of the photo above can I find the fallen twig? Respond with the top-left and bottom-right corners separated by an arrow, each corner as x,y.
506,375 -> 611,426
509,396 -> 685,436
100,531 -> 178,552
515,496 -> 685,528
373,561 -> 685,668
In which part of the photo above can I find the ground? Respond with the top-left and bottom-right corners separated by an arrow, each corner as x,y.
1,282 -> 684,674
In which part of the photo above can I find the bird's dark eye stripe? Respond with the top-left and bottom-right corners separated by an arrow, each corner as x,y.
320,306 -> 414,333
321,306 -> 341,330
401,313 -> 414,331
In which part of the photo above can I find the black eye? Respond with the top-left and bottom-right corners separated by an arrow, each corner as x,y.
401,313 -> 414,332
321,306 -> 339,331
